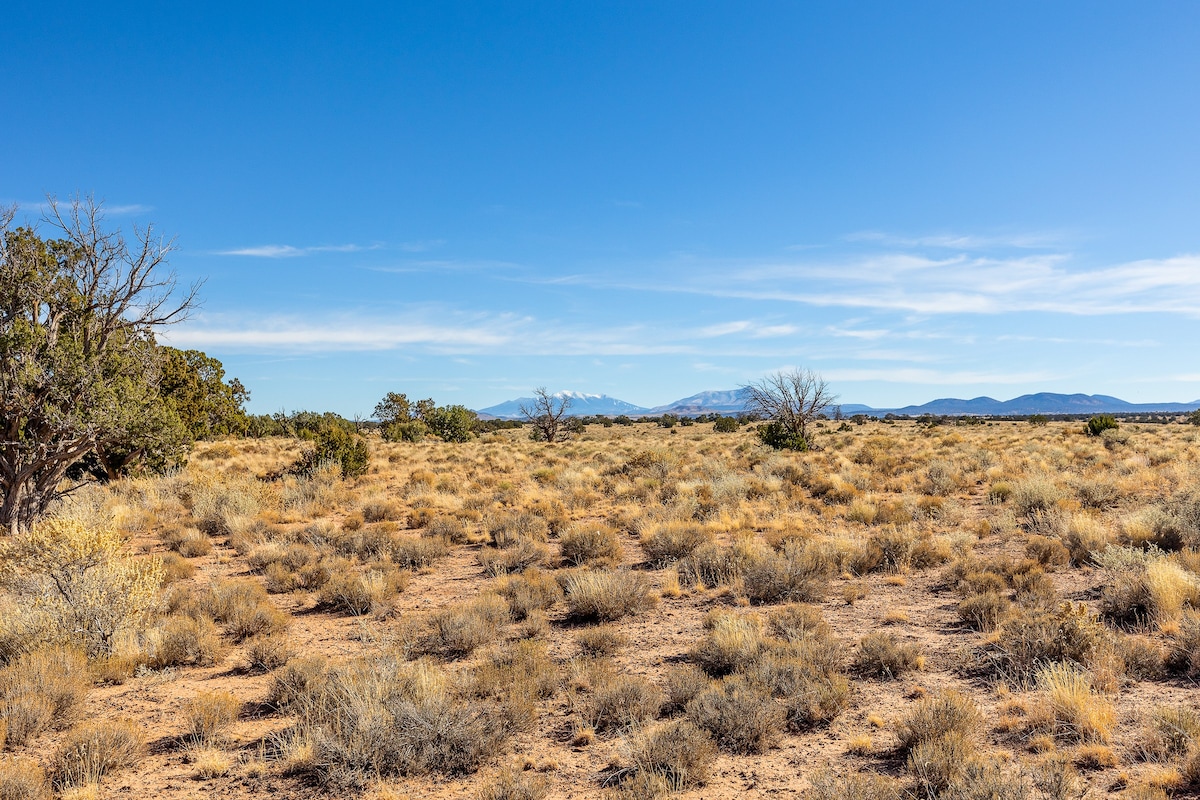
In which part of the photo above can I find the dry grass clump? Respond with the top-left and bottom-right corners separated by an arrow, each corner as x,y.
741,539 -> 836,604
638,523 -> 713,568
1029,663 -> 1115,743
685,675 -> 783,754
145,614 -> 224,668
51,718 -> 143,789
390,534 -> 451,570
0,647 -> 90,746
469,640 -> 559,705
620,720 -> 716,792
584,674 -> 663,734
1010,475 -> 1064,520
491,569 -> 563,621
428,594 -> 511,657
193,579 -> 291,641
559,524 -> 622,567
895,691 -> 981,794
1099,547 -> 1200,627
488,513 -> 549,547
479,540 -> 550,577
317,564 -> 408,616
1139,706 -> 1200,762
574,626 -> 627,658
691,614 -> 763,676
425,515 -> 471,544
805,770 -> 900,800
246,632 -> 293,672
854,632 -> 923,679
182,690 -> 241,746
287,657 -> 519,786
476,767 -> 549,800
0,756 -> 49,800
563,570 -> 655,623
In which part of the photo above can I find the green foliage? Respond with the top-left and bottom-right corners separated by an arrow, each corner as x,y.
373,391 -> 413,426
0,201 -> 196,529
658,414 -> 679,429
158,348 -> 249,439
424,404 -> 478,443
713,416 -> 740,433
1028,415 -> 1049,426
383,420 -> 429,442
1086,415 -> 1119,436
613,415 -> 634,426
1188,409 -> 1200,426
757,421 -> 809,451
293,426 -> 370,478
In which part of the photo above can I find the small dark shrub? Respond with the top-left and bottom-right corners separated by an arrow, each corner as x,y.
1086,415 -> 1119,437
855,632 -> 923,679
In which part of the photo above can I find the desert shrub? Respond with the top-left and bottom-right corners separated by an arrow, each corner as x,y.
146,614 -> 224,668
428,594 -> 511,657
183,690 -> 241,746
1011,476 -> 1063,521
469,640 -> 558,704
491,569 -> 563,621
292,426 -> 370,478
908,731 -> 975,796
866,527 -> 950,572
806,770 -> 901,800
713,416 -> 740,433
691,614 -> 763,676
559,524 -> 623,566
855,632 -> 923,679
0,756 -> 49,800
1167,610 -> 1200,676
896,690 -> 979,751
987,603 -> 1109,682
940,757 -> 1031,800
1033,662 -> 1114,743
488,513 -> 549,547
575,625 -> 627,658
773,664 -> 852,730
318,564 -> 408,616
1140,706 -> 1200,761
1086,415 -> 1119,437
426,515 -> 470,544
639,524 -> 713,567
299,657 -> 517,785
331,524 -> 395,560
958,592 -> 1011,631
742,540 -> 834,605
1026,535 -> 1070,569
564,570 -> 655,622
623,720 -> 716,792
686,676 -> 783,754
246,632 -> 293,672
360,498 -> 400,523
0,647 -> 90,746
766,603 -> 829,641
391,534 -> 451,569
676,537 -> 772,588
51,718 -> 143,789
268,656 -> 328,712
476,767 -> 549,800
1102,554 -> 1200,627
585,674 -> 664,733
478,539 -> 550,577
0,518 -> 162,658
662,665 -> 710,715
196,578 -> 290,641
172,529 -> 212,558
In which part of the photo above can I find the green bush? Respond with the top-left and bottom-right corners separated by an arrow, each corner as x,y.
424,405 -> 478,443
757,421 -> 808,451
293,426 -> 370,478
383,420 -> 428,442
712,416 -> 740,433
1086,415 -> 1119,437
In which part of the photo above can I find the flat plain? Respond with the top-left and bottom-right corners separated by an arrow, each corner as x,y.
4,419 -> 1200,800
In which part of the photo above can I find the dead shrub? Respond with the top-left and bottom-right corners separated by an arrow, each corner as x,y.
0,756 -> 49,800
469,640 -> 558,703
429,594 -> 511,657
147,614 -> 224,668
686,675 -> 783,754
855,632 -> 923,679
896,691 -> 980,753
390,534 -> 451,569
52,718 -> 143,789
0,647 -> 90,746
559,524 -> 623,567
183,690 -> 241,746
246,632 -> 293,672
958,592 -> 1012,631
491,569 -> 563,621
662,665 -> 709,715
318,564 -> 408,616
623,720 -> 716,792
478,539 -> 550,577
564,570 -> 655,623
586,674 -> 664,734
575,626 -> 627,658
639,524 -> 712,568
426,515 -> 470,544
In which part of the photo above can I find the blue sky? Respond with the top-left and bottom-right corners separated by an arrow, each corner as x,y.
4,2 -> 1200,415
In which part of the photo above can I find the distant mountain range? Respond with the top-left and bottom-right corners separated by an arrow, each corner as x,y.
477,390 -> 1200,419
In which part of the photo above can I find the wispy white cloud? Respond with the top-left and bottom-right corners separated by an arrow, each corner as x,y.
824,367 -> 1059,385
843,230 -> 1067,249
215,243 -> 378,258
